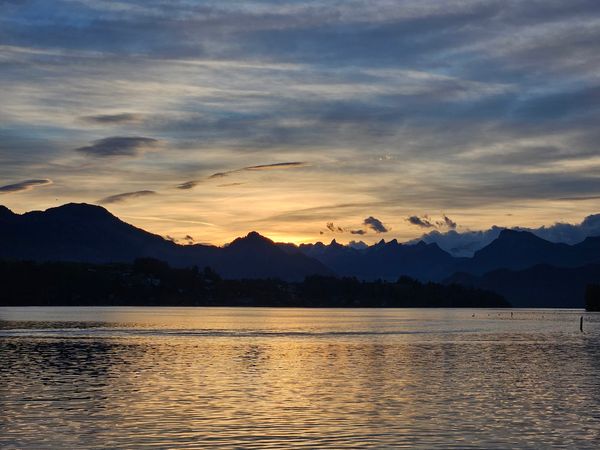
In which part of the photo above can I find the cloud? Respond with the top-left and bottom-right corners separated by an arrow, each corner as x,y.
364,216 -> 389,233
0,179 -> 52,194
209,161 -> 307,178
409,214 -> 457,230
245,162 -> 306,171
350,229 -> 366,235
324,217 -> 388,235
443,215 -> 457,229
324,222 -> 345,233
407,215 -> 434,228
177,180 -> 199,190
81,113 -> 143,124
217,182 -> 245,187
524,213 -> 600,245
4,0 -> 600,241
76,137 -> 158,157
179,162 -> 306,189
557,195 -> 600,201
413,213 -> 600,256
98,190 -> 157,204
414,228 -> 504,257
208,172 -> 228,179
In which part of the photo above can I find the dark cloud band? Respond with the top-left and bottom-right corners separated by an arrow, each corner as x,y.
81,113 -> 143,124
178,162 -> 306,190
98,190 -> 157,204
407,215 -> 434,228
0,179 -> 52,194
76,137 -> 158,157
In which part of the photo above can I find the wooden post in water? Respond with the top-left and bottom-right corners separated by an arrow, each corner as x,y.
580,316 -> 583,332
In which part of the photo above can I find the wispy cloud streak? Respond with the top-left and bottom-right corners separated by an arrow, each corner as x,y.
98,190 -> 157,204
178,162 -> 307,189
76,137 -> 158,158
0,179 -> 52,194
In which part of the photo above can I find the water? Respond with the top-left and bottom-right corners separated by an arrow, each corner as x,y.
1,307 -> 599,448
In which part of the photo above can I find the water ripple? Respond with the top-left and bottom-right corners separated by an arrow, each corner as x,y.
1,307 -> 599,448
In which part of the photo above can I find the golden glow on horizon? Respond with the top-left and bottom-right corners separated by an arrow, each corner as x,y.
1,183 -> 598,247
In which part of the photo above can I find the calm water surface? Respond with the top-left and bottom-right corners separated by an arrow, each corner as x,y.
1,307 -> 599,448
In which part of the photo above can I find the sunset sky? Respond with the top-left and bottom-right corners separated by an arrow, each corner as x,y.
1,0 -> 600,245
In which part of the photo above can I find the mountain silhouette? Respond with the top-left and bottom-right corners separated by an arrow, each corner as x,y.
215,231 -> 333,279
446,264 -> 600,308
2,203 -> 600,302
296,238 -> 461,281
458,229 -> 600,275
0,203 -> 180,263
0,204 -> 330,280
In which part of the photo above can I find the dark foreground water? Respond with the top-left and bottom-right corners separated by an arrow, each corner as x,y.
1,307 -> 599,448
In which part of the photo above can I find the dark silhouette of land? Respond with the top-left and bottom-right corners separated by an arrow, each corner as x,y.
586,284 -> 600,311
0,204 -> 331,280
0,259 -> 508,308
1,203 -> 599,307
446,264 -> 600,308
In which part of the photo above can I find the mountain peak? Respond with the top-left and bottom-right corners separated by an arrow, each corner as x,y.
40,203 -> 114,219
498,228 -> 519,237
371,239 -> 387,249
497,228 -> 544,242
228,231 -> 274,248
0,205 -> 15,218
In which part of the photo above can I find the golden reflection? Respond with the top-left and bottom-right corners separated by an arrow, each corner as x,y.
1,308 -> 600,447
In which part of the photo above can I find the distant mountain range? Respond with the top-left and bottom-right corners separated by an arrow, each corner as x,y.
1,203 -> 599,307
294,238 -> 460,281
0,204 -> 331,281
446,264 -> 600,308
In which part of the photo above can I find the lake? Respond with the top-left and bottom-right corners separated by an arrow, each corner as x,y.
1,307 -> 599,448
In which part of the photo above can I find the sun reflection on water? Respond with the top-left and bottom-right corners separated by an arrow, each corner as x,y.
1,307 -> 599,448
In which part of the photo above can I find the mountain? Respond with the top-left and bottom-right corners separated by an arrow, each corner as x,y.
297,238 -> 461,281
458,229 -> 600,275
574,235 -> 600,261
0,203 -> 181,263
297,229 -> 600,283
361,239 -> 461,281
214,231 -> 333,280
2,203 -> 600,293
0,204 -> 331,281
446,264 -> 600,308
297,239 -> 363,276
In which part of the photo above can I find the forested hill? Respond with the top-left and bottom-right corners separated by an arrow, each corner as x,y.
0,259 -> 509,308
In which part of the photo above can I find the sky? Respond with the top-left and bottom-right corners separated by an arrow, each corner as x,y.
1,0 -> 600,245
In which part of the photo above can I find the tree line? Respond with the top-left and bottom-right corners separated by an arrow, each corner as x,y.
0,258 -> 509,308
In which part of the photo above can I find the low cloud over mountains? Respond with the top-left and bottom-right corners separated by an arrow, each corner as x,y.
415,214 -> 600,256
